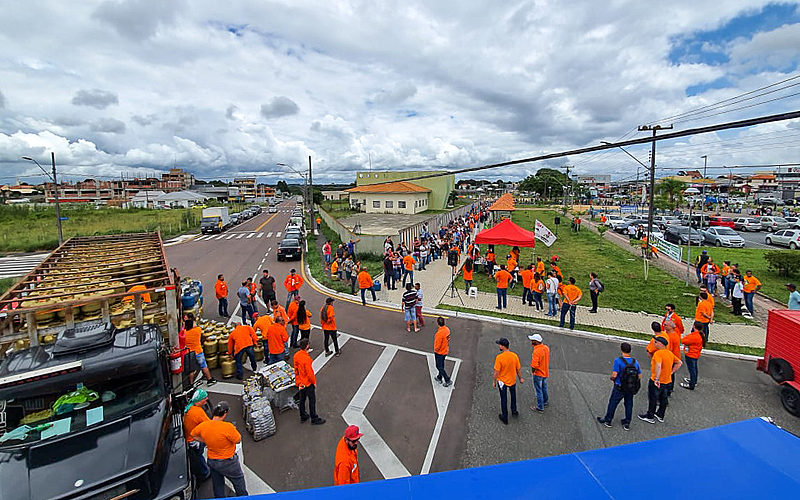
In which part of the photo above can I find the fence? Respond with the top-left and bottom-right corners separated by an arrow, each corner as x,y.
397,203 -> 478,247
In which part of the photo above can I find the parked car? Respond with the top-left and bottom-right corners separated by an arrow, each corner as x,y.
613,219 -> 648,234
665,226 -> 704,245
733,217 -> 762,232
284,229 -> 304,243
703,227 -> 745,248
784,217 -> 800,229
277,238 -> 302,260
709,216 -> 736,228
765,229 -> 800,250
760,216 -> 790,232
758,197 -> 785,206
654,215 -> 680,230
603,215 -> 624,227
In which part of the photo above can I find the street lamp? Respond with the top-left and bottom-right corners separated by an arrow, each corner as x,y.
22,153 -> 63,245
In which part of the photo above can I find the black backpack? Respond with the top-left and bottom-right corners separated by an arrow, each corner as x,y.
595,279 -> 604,293
618,357 -> 640,395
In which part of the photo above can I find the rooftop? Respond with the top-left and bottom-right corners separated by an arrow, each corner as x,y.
346,181 -> 431,194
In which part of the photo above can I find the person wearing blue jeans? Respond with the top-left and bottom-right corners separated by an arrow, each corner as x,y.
493,337 -> 523,425
596,343 -> 641,429
545,273 -> 558,316
237,282 -> 254,325
234,345 -> 257,379
191,402 -> 248,499
494,265 -> 512,309
559,277 -> 582,330
528,334 -> 550,412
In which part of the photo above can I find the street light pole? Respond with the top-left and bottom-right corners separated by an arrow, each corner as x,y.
601,141 -> 649,215
636,124 -> 673,262
277,162 -> 310,226
701,155 -> 708,227
308,155 -> 315,236
22,153 -> 63,245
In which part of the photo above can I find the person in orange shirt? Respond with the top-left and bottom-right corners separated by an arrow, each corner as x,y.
519,264 -> 534,306
184,388 -> 211,480
694,291 -> 714,339
462,258 -> 474,294
330,259 -> 340,280
214,274 -> 229,318
506,254 -> 518,289
551,263 -> 563,280
357,267 -> 376,305
486,249 -> 496,275
680,321 -> 706,390
122,283 -> 151,304
742,269 -> 761,316
286,295 -> 301,348
284,268 -> 304,309
265,316 -> 289,365
246,277 -> 259,314
295,338 -> 326,424
192,401 -> 247,498
535,256 -> 546,276
532,272 -> 545,311
494,265 -> 512,309
638,336 -> 681,424
228,321 -> 259,379
528,333 -> 550,412
253,312 -> 274,339
402,253 -> 416,287
334,425 -> 362,486
184,317 -> 217,386
320,297 -> 340,357
662,304 -> 684,335
433,317 -> 452,387
493,337 -> 523,425
559,277 -> 583,330
296,300 -> 313,351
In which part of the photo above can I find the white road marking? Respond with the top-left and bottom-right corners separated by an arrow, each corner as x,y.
421,355 -> 461,475
276,232 -> 282,238
247,233 -> 255,239
236,233 -> 246,239
342,346 -> 410,479
194,235 -> 208,241
266,232 -> 273,238
257,232 -> 264,238
226,234 -> 236,240
311,335 -> 351,372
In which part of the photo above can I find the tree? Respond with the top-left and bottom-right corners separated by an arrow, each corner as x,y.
517,168 -> 572,198
312,189 -> 323,205
656,178 -> 686,209
276,180 -> 289,193
447,190 -> 458,207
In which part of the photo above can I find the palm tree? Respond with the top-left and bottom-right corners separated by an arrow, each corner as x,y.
657,178 -> 686,209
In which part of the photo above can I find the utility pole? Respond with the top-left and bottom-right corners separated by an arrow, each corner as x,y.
50,152 -> 64,245
562,165 -> 572,213
308,155 -> 315,236
637,124 -> 673,262
701,155 -> 708,230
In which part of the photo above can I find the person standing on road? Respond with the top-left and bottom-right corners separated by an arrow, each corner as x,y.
662,304 -> 685,335
284,269 -> 304,309
638,336 -> 682,424
334,425 -> 362,486
402,252 -> 416,287
357,267 -> 377,305
191,401 -> 247,498
694,291 -> 714,339
662,320 -> 682,397
493,337 -> 524,425
415,283 -> 425,327
559,277 -> 583,330
258,270 -> 276,315
271,299 -> 289,329
184,389 -> 211,482
596,342 -> 641,430
402,283 -> 419,332
320,297 -> 341,357
528,333 -> 550,413
296,300 -> 313,349
246,277 -> 258,315
184,317 -> 218,386
253,312 -> 275,348
787,283 -> 800,310
433,317 -> 452,387
545,271 -> 559,317
237,281 -> 254,326
287,295 -> 301,348
228,321 -> 259,380
588,272 -> 602,313
215,274 -> 229,318
680,321 -> 706,390
265,316 -> 289,365
494,264 -> 512,310
294,338 -> 327,425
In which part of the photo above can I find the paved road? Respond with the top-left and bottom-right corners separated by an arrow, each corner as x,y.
166,202 -> 800,497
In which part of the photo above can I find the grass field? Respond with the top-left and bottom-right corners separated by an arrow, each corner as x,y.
679,245 -> 798,304
0,277 -> 17,296
459,210 -> 748,324
0,204 -> 201,253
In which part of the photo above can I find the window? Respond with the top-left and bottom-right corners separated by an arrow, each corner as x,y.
385,201 -> 393,208
398,201 -> 406,209
373,200 -> 380,208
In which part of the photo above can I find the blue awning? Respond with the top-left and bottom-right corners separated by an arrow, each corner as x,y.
239,418 -> 800,500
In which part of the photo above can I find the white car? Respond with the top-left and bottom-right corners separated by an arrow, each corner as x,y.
604,215 -> 624,227
765,229 -> 800,249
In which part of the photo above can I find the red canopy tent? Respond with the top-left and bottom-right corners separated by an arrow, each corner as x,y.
474,218 -> 536,247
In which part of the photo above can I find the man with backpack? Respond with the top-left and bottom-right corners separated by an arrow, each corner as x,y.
596,342 -> 641,430
588,272 -> 603,313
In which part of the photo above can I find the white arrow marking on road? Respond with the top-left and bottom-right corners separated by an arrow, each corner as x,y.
421,355 -> 461,475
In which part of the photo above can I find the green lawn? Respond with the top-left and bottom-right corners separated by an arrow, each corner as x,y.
0,277 -> 18,296
677,246 -> 798,305
461,210 -> 748,324
320,199 -> 359,219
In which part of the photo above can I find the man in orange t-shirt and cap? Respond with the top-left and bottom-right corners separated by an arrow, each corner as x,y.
334,425 -> 362,486
357,266 -> 376,305
493,337 -> 524,425
265,316 -> 289,365
528,333 -> 550,412
228,321 -> 258,379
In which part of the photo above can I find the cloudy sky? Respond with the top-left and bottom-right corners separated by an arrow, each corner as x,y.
1,0 -> 799,185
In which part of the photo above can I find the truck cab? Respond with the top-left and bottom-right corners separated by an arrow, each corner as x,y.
757,310 -> 800,417
0,322 -> 193,500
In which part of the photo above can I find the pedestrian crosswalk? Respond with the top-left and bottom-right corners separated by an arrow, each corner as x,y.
192,231 -> 287,242
0,253 -> 48,278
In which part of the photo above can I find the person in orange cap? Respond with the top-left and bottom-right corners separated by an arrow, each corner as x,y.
334,425 -> 362,486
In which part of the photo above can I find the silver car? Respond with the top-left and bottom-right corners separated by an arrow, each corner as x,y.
765,229 -> 800,249
733,217 -> 762,232
784,216 -> 800,229
703,227 -> 745,248
760,216 -> 790,232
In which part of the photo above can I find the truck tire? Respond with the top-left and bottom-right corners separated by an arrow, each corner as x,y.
780,386 -> 800,417
769,358 -> 794,383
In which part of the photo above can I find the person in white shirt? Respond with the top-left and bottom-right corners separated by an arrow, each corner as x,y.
731,274 -> 744,316
545,272 -> 559,317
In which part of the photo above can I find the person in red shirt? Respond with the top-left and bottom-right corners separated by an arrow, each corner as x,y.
334,425 -> 362,486
265,316 -> 289,365
228,322 -> 259,379
214,274 -> 229,318
294,338 -> 326,425
680,321 -> 706,390
528,333 -> 550,412
494,265 -> 513,309
433,317 -> 452,387
284,268 -> 304,309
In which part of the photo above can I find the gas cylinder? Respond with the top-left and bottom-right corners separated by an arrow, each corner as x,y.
221,355 -> 236,379
203,336 -> 218,357
217,334 -> 229,354
206,353 -> 219,369
254,341 -> 265,362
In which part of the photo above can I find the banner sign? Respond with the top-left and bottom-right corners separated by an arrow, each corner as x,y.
534,220 -> 557,247
652,235 -> 682,262
620,205 -> 637,213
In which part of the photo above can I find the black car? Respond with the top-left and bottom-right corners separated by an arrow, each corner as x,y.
664,226 -> 704,245
0,323 -> 192,500
277,238 -> 302,261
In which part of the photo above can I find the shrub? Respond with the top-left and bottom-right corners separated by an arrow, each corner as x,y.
763,250 -> 800,277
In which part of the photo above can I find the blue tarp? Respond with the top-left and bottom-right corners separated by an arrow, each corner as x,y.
242,418 -> 800,500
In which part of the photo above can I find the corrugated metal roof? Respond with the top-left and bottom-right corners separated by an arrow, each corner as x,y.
488,193 -> 515,211
346,181 -> 431,194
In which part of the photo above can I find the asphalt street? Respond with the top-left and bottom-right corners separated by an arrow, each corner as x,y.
166,201 -> 800,497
